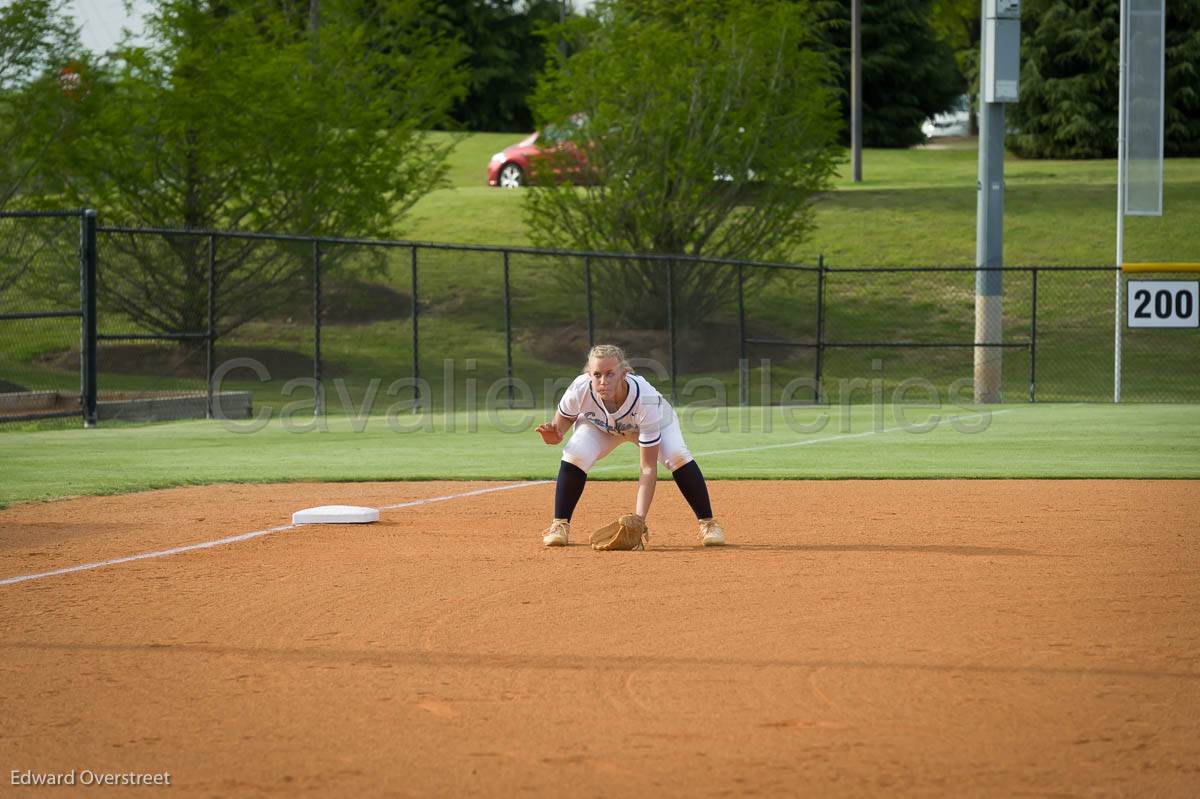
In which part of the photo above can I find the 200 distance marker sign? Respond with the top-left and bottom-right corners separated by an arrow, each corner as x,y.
1127,280 -> 1200,328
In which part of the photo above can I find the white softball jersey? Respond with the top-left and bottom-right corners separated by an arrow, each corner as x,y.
557,373 -> 693,473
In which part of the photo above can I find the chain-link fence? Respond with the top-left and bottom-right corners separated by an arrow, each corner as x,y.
819,266 -> 1027,405
94,227 -> 318,422
1119,269 -> 1200,401
0,210 -> 90,425
92,227 -> 211,422
2,211 -> 1197,427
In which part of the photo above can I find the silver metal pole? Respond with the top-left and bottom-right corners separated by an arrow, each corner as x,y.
1114,0 -> 1127,404
974,99 -> 1005,404
974,0 -> 1005,405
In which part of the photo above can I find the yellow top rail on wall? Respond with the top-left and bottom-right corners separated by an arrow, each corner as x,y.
1121,262 -> 1200,273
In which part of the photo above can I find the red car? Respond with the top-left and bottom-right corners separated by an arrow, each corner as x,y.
486,122 -> 592,188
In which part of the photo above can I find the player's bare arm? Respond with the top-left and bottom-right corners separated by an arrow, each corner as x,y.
634,442 -> 659,520
535,411 -> 572,445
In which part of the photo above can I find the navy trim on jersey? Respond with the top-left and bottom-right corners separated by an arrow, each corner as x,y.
557,405 -> 578,419
587,382 -> 602,411
638,435 -> 661,446
613,376 -> 639,421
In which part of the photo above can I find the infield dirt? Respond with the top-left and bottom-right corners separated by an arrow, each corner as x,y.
1,480 -> 1197,797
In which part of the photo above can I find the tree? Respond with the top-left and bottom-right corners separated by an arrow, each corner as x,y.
418,0 -> 564,132
1010,0 -> 1200,159
0,0 -> 83,209
814,0 -> 965,148
525,0 -> 843,327
43,0 -> 467,337
0,0 -> 87,304
929,0 -> 980,105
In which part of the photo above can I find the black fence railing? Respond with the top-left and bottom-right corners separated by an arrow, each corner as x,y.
2,210 -> 1196,427
0,209 -> 96,424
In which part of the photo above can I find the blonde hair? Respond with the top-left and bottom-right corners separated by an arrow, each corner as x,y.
583,343 -> 633,374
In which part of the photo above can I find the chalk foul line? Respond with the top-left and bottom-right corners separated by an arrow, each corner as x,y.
2,407 -> 1032,586
0,480 -> 550,587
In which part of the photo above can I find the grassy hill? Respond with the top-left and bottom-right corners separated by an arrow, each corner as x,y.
406,133 -> 1200,266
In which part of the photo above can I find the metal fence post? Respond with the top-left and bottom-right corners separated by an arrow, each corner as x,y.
411,245 -> 420,410
80,209 -> 97,428
667,257 -> 676,400
1030,267 -> 1038,403
313,240 -> 323,417
737,264 -> 747,407
503,250 -> 513,409
206,235 -> 216,419
815,254 -> 826,404
667,258 -> 677,404
584,255 -> 594,349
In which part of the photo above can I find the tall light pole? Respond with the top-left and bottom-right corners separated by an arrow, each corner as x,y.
974,0 -> 1020,403
560,0 -> 569,60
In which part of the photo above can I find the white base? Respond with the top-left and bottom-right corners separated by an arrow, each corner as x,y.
292,505 -> 380,525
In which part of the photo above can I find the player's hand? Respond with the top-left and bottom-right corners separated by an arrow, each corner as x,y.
536,422 -> 562,445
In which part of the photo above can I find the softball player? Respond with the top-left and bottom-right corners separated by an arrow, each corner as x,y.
535,344 -> 727,547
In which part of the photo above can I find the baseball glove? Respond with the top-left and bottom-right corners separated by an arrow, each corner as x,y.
590,513 -> 649,551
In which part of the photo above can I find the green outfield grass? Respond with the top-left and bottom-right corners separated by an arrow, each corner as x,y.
2,403 -> 1197,507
